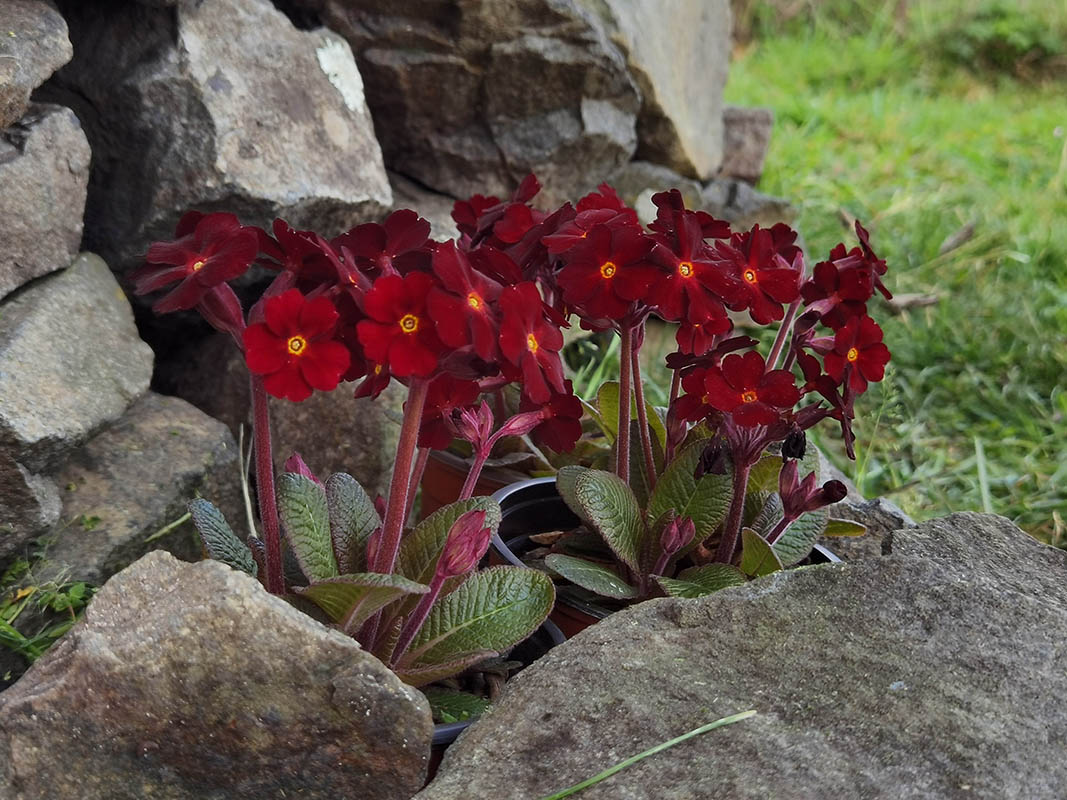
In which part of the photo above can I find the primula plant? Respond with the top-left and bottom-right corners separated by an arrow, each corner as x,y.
137,171 -> 889,689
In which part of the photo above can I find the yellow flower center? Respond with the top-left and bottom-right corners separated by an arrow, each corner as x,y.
191,259 -> 206,272
846,347 -> 859,363
678,261 -> 694,278
467,292 -> 482,310
399,313 -> 419,333
287,335 -> 307,355
740,390 -> 758,404
743,268 -> 757,284
600,261 -> 617,279
527,333 -> 539,353
373,363 -> 383,375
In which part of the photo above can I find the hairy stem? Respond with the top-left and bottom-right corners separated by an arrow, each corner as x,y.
766,298 -> 801,372
373,378 -> 429,574
713,462 -> 753,565
250,376 -> 284,594
459,449 -> 491,500
405,447 -> 431,527
664,368 -> 682,463
630,335 -> 657,491
615,325 -> 634,481
391,572 -> 446,661
765,514 -> 796,546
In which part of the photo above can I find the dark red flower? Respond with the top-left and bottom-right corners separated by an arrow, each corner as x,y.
703,351 -> 800,427
716,224 -> 802,324
332,209 -> 432,277
357,272 -> 445,378
823,315 -> 890,393
256,219 -> 344,286
353,361 -> 392,400
520,381 -> 583,452
674,317 -> 732,356
133,212 -> 257,313
426,241 -> 502,360
778,459 -> 847,520
855,221 -> 892,300
644,213 -> 743,324
800,250 -> 873,330
498,282 -> 566,403
557,224 -> 657,320
453,193 -> 501,239
243,289 -> 351,402
648,189 -> 731,245
418,374 -> 481,449
673,366 -> 714,423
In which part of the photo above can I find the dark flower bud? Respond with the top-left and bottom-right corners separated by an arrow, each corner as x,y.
782,429 -> 807,460
695,442 -> 728,479
661,516 -> 696,557
819,479 -> 848,505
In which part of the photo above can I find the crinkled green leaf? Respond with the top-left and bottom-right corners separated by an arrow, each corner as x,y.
573,469 -> 644,572
620,418 -> 665,510
422,687 -> 492,724
276,473 -> 338,581
751,494 -> 829,567
648,438 -> 732,546
556,465 -> 588,526
823,518 -> 867,537
325,473 -> 379,574
397,497 -> 501,586
394,650 -> 496,688
594,381 -> 667,450
398,566 -> 553,674
544,554 -> 639,600
747,454 -> 783,493
740,527 -> 783,577
654,564 -> 746,598
188,499 -> 256,576
293,572 -> 428,632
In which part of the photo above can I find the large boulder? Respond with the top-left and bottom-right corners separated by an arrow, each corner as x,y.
0,0 -> 72,129
417,513 -> 1067,799
156,332 -> 404,501
579,0 -> 731,180
33,392 -> 244,586
316,0 -> 640,205
41,0 -> 392,275
0,103 -> 91,300
0,550 -> 433,799
0,253 -> 153,475
720,105 -> 774,185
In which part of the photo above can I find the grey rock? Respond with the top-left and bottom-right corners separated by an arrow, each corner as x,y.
34,392 -> 244,587
319,0 -> 639,205
418,513 -> 1067,800
700,177 -> 797,230
818,455 -> 916,561
581,0 -> 731,179
43,0 -> 391,275
0,550 -> 432,799
0,452 -> 59,560
0,253 -> 153,474
721,105 -> 774,184
0,103 -> 91,300
390,171 -> 460,241
608,160 -> 704,220
156,332 -> 404,501
0,0 -> 72,129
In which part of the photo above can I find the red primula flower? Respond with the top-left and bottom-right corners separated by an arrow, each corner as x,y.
243,289 -> 351,402
643,213 -> 743,324
498,282 -> 566,403
648,189 -> 731,246
333,209 -> 433,277
672,366 -> 714,423
703,350 -> 800,427
520,381 -> 583,452
674,317 -> 732,356
357,272 -> 445,378
800,250 -> 873,330
418,374 -> 481,449
823,315 -> 890,393
256,219 -> 345,286
716,224 -> 802,324
133,211 -> 257,313
557,224 -> 657,320
427,241 -> 502,360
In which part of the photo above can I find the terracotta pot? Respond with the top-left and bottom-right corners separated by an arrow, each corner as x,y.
426,618 -> 565,779
490,476 -> 842,638
418,450 -> 514,520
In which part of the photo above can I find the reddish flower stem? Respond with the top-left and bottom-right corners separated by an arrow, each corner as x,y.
665,368 -> 682,463
250,375 -> 284,594
392,571 -> 447,662
404,446 -> 431,528
766,298 -> 801,372
459,449 -> 491,500
713,461 -> 753,565
373,378 -> 429,574
765,513 -> 795,546
630,337 -> 657,492
615,325 -> 634,481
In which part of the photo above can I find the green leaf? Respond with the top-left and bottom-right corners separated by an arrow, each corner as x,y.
654,564 -> 746,598
276,473 -> 338,582
747,454 -> 783,493
572,469 -> 644,573
740,527 -> 783,577
188,499 -> 257,576
394,650 -> 496,688
398,566 -> 553,674
648,439 -> 733,547
751,494 -> 829,567
422,687 -> 492,724
397,497 -> 502,586
293,572 -> 428,632
823,518 -> 867,537
544,554 -> 639,600
556,466 -> 588,526
325,473 -> 379,574
596,381 -> 622,440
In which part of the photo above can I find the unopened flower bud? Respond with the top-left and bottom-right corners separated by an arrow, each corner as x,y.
438,510 -> 492,578
284,452 -> 322,485
695,442 -> 728,479
782,429 -> 807,460
661,516 -> 696,557
494,410 -> 546,441
817,479 -> 848,506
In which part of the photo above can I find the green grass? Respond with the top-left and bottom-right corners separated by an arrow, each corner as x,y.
726,1 -> 1067,541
